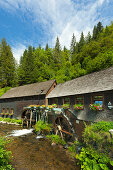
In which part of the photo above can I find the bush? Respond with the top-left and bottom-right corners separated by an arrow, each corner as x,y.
35,120 -> 52,134
46,134 -> 66,145
0,117 -> 22,125
76,121 -> 113,170
90,121 -> 113,132
76,147 -> 113,170
0,137 -> 13,169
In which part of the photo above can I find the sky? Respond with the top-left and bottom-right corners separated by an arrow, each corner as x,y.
0,0 -> 113,63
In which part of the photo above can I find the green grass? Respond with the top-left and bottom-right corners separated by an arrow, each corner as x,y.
0,117 -> 22,125
46,134 -> 66,145
35,120 -> 52,133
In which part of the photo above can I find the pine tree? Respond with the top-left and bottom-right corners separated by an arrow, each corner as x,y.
92,25 -> 97,40
53,36 -> 62,69
55,36 -> 61,53
97,22 -> 103,34
45,43 -> 49,51
0,38 -> 16,87
85,31 -> 92,44
78,32 -> 85,52
70,33 -> 76,55
18,46 -> 35,85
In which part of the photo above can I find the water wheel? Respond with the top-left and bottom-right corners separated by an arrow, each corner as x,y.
54,115 -> 72,141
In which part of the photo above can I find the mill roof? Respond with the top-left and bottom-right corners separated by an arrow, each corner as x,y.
0,79 -> 56,99
47,67 -> 113,98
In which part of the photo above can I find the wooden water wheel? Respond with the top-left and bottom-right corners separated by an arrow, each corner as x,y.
54,115 -> 72,141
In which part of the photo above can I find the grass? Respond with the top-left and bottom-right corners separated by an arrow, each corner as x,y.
46,134 -> 66,145
0,117 -> 22,125
35,120 -> 52,134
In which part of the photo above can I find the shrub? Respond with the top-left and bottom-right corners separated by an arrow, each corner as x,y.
46,134 -> 66,145
76,121 -> 113,169
90,121 -> 113,132
0,137 -> 13,169
0,117 -> 22,125
35,120 -> 52,134
68,144 -> 76,157
76,147 -> 113,170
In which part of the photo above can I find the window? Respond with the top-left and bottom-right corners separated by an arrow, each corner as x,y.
52,98 -> 58,105
2,108 -> 5,113
92,95 -> 104,107
10,108 -> 14,114
6,108 -> 9,114
64,97 -> 70,104
75,96 -> 84,104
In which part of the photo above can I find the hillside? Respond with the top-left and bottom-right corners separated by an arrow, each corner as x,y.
0,22 -> 113,89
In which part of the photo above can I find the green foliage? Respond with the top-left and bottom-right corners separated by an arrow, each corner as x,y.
62,104 -> 70,109
1,22 -> 113,87
77,121 -> 113,170
68,143 -> 76,157
0,87 -> 11,97
46,134 -> 66,145
0,38 -> 16,88
0,137 -> 13,169
90,121 -> 113,132
73,104 -> 84,110
89,103 -> 103,111
35,120 -> 52,133
76,147 -> 112,170
0,117 -> 22,125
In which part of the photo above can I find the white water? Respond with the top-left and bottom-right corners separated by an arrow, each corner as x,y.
36,135 -> 44,139
9,129 -> 33,137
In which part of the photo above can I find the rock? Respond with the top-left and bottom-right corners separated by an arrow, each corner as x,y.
51,142 -> 56,146
109,129 -> 113,138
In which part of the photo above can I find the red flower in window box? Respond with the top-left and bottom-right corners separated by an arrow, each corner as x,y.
89,104 -> 102,111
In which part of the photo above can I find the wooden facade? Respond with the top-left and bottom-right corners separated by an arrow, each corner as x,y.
47,67 -> 113,122
0,80 -> 56,118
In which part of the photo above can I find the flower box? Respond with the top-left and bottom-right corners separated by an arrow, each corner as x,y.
1,113 -> 5,116
73,104 -> 84,111
62,104 -> 70,109
89,104 -> 103,111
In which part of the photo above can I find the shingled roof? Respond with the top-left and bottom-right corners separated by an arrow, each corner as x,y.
47,67 -> 113,98
0,79 -> 56,99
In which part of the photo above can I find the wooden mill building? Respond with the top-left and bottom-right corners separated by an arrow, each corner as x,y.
47,67 -> 113,122
0,79 -> 56,118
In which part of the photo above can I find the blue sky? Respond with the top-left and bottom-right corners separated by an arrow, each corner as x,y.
0,0 -> 113,63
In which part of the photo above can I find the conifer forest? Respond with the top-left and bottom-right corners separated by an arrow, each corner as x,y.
0,21 -> 113,88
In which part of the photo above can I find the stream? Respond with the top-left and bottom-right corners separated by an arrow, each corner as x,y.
0,122 -> 79,170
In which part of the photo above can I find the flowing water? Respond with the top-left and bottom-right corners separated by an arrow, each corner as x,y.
0,122 -> 79,170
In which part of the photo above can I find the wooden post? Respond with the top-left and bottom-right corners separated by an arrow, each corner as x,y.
27,120 -> 29,128
22,119 -> 24,127
30,110 -> 32,128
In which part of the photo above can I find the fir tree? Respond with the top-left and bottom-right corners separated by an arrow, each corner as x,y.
0,38 -> 16,87
78,32 -> 85,52
70,33 -> 76,55
97,21 -> 103,34
92,25 -> 97,40
85,31 -> 92,44
45,43 -> 49,51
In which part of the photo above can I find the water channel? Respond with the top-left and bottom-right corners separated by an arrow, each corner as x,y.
0,122 -> 79,170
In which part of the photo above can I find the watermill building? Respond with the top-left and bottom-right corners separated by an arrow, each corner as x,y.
0,79 -> 56,118
47,66 -> 113,122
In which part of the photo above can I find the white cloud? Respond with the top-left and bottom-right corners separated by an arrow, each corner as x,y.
12,44 -> 26,64
0,0 -> 111,50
